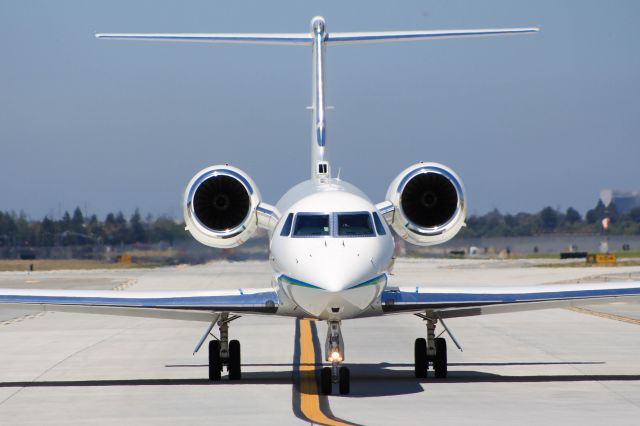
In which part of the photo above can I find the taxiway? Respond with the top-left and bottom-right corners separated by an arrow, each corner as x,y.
1,259 -> 639,425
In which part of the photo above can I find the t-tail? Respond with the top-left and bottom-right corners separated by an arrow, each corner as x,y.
96,17 -> 538,180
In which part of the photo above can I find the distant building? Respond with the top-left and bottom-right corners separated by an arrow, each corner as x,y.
600,189 -> 640,213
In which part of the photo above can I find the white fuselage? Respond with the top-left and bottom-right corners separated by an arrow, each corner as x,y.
270,179 -> 395,320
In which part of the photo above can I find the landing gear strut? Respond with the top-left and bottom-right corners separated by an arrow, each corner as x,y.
414,317 -> 447,379
208,313 -> 242,381
320,320 -> 350,395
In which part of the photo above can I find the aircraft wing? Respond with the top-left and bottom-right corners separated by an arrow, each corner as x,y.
0,288 -> 279,322
381,282 -> 640,319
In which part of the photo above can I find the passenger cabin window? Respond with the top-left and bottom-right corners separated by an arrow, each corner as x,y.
337,213 -> 374,237
293,214 -> 330,237
372,212 -> 386,235
280,213 -> 294,236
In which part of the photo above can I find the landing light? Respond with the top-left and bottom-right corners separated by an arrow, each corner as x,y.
329,351 -> 342,362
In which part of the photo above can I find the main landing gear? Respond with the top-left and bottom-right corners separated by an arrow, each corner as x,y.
208,314 -> 242,381
414,317 -> 447,379
320,320 -> 350,395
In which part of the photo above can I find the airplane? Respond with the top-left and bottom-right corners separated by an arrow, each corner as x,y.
2,17 -> 640,396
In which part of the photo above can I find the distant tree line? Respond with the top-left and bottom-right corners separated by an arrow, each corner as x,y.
1,201 -> 639,247
459,202 -> 640,238
0,207 -> 187,247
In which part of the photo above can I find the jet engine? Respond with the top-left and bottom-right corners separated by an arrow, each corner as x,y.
184,165 -> 261,248
384,162 -> 466,246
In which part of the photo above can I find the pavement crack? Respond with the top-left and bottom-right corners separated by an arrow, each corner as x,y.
0,326 -> 131,408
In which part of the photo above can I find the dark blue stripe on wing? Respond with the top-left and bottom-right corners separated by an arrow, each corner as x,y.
382,287 -> 640,305
0,292 -> 279,307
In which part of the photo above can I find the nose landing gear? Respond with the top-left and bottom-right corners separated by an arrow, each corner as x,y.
320,320 -> 350,395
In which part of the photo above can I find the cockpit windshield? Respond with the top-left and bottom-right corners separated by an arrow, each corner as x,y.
293,214 -> 330,237
337,213 -> 374,237
287,212 -> 379,238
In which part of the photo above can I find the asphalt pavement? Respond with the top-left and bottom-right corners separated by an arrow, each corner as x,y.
0,259 -> 639,425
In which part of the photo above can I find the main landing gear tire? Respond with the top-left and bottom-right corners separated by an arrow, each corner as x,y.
434,337 -> 447,379
321,366 -> 332,395
338,366 -> 350,395
209,340 -> 222,381
228,339 -> 242,380
414,338 -> 428,378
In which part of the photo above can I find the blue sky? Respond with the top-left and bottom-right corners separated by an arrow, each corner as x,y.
0,1 -> 638,219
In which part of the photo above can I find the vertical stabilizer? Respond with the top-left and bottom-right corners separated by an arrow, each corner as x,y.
310,17 -> 331,180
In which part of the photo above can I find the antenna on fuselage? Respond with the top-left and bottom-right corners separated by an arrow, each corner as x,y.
96,18 -> 538,181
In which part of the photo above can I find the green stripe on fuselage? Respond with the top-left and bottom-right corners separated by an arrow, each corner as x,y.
347,274 -> 386,289
280,275 -> 324,290
280,274 -> 386,291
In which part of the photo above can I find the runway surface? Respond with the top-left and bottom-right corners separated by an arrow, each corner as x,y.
1,259 -> 640,425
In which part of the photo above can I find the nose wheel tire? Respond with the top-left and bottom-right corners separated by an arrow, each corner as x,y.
208,340 -> 222,381
338,366 -> 350,395
320,365 -> 351,395
321,366 -> 332,395
414,338 -> 427,378
228,339 -> 242,380
434,337 -> 447,378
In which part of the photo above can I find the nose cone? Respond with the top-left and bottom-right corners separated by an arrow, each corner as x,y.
291,240 -> 376,292
281,238 -> 388,319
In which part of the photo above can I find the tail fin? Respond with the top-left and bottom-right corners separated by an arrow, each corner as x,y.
97,18 -> 538,181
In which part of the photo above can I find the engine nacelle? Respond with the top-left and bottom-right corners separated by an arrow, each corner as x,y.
184,165 -> 261,248
384,162 -> 466,246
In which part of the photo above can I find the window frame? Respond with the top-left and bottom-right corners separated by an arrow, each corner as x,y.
291,212 -> 332,238
372,212 -> 387,236
279,213 -> 294,236
286,211 -> 383,238
334,211 -> 376,238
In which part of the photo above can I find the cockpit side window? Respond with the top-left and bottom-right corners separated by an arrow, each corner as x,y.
280,213 -> 294,236
372,212 -> 387,235
337,213 -> 375,237
293,214 -> 330,237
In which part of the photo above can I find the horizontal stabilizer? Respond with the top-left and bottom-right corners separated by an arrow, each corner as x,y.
96,33 -> 312,45
96,28 -> 538,46
326,28 -> 539,44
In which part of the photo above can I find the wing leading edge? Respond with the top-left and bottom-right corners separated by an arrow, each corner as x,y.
381,282 -> 640,319
0,288 -> 280,322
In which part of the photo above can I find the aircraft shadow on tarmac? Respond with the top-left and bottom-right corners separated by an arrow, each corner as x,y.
2,361 -> 637,397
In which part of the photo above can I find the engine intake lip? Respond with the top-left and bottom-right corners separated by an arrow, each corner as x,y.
186,168 -> 256,238
396,165 -> 465,237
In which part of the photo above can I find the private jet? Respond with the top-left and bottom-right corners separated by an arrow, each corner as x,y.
2,17 -> 639,395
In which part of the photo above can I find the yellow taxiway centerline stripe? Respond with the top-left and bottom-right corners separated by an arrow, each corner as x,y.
568,307 -> 640,325
299,319 -> 353,426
